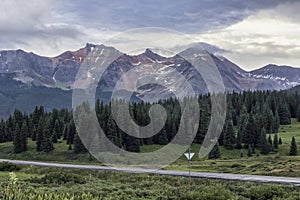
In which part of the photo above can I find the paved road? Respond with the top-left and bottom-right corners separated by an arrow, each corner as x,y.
1,159 -> 300,186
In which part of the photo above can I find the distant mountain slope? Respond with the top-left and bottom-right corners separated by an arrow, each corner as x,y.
0,43 -> 300,117
250,64 -> 300,89
0,73 -> 72,119
287,84 -> 300,93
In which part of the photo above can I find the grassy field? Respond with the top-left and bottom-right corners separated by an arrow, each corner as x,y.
166,118 -> 300,176
1,164 -> 300,199
0,139 -> 99,165
0,119 -> 300,177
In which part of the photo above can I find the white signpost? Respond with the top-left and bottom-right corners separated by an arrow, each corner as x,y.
184,148 -> 195,182
184,152 -> 195,160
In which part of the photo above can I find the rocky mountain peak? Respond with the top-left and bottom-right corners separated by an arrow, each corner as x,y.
143,48 -> 163,61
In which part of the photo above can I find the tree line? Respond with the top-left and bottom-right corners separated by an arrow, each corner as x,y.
0,90 -> 299,156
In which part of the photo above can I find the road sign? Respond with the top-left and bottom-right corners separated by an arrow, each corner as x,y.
184,152 -> 195,160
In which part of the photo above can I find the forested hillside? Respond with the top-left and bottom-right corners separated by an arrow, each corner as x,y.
0,90 -> 299,157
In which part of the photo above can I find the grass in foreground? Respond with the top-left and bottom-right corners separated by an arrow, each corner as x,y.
1,164 -> 300,200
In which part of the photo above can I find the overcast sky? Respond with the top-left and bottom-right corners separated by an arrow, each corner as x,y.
1,0 -> 300,70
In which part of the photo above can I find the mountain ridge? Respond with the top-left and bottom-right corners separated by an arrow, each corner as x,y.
0,43 -> 299,117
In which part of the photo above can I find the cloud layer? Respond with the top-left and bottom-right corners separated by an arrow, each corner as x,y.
0,0 -> 299,69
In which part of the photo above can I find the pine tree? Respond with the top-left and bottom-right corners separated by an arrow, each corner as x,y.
157,128 -> 168,145
43,129 -> 54,153
208,143 -> 221,159
31,127 -> 37,141
268,135 -> 272,146
247,146 -> 253,157
224,119 -> 235,149
297,105 -> 300,122
264,108 -> 274,133
243,114 -> 255,147
51,129 -> 58,143
20,120 -> 28,152
36,118 -> 44,152
53,119 -> 61,140
235,130 -> 242,149
273,133 -> 279,149
279,137 -> 282,145
124,123 -> 140,153
32,106 -> 40,128
106,114 -> 119,146
240,152 -> 244,158
74,133 -> 87,153
278,102 -> 291,125
0,120 -> 6,143
67,121 -> 76,145
13,110 -> 23,129
13,124 -> 21,153
63,124 -> 68,140
259,128 -> 271,155
273,110 -> 280,133
289,136 -> 297,156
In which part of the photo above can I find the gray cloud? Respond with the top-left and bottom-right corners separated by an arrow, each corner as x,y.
1,0 -> 300,69
0,0 -> 86,53
58,0 -> 291,33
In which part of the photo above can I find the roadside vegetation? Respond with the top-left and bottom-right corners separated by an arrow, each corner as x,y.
1,164 -> 300,199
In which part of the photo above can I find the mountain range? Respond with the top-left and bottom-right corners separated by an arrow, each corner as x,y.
0,43 -> 299,118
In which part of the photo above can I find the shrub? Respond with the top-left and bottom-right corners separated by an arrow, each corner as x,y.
30,171 -> 86,185
0,162 -> 21,172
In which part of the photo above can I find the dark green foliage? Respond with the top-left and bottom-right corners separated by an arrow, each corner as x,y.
13,119 -> 28,153
124,134 -> 140,152
13,110 -> 23,129
0,162 -> 20,171
243,114 -> 255,146
20,120 -> 28,152
106,114 -> 120,147
30,171 -> 86,185
157,128 -> 168,145
51,129 -> 58,143
31,127 -> 37,141
268,135 -> 273,148
278,102 -> 291,125
208,143 -> 221,159
13,124 -> 21,153
36,118 -> 44,152
273,110 -> 280,133
0,90 -> 297,155
290,136 -> 297,156
297,105 -> 300,122
279,137 -> 282,145
0,120 -> 6,143
67,121 -> 76,145
52,119 -> 61,142
74,134 -> 87,153
196,106 -> 210,144
4,166 -> 300,199
235,130 -> 242,149
223,118 -> 235,149
273,133 -> 279,149
42,129 -> 54,153
264,107 -> 274,133
259,128 -> 271,155
247,146 -> 252,157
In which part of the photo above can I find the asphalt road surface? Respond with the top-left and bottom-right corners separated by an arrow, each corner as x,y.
1,159 -> 300,186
